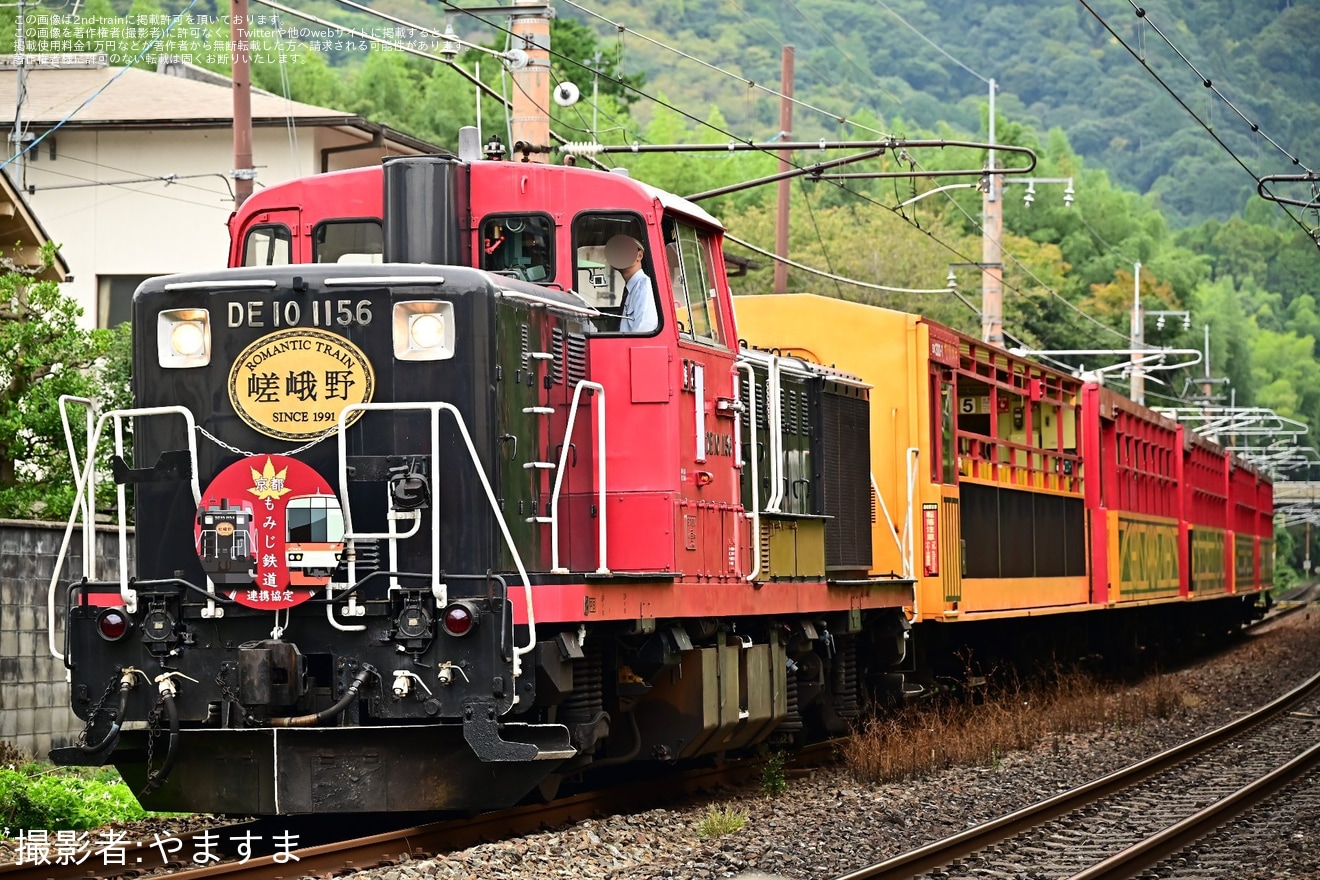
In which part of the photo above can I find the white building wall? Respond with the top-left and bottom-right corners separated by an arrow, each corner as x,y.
21,124 -> 399,328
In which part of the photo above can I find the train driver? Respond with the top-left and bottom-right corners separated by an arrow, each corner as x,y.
605,234 -> 659,333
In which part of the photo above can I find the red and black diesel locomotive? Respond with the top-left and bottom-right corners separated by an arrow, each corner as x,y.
50,132 -> 1272,816
50,147 -> 912,814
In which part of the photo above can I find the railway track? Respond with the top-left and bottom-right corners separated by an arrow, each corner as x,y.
2,742 -> 840,880
832,667 -> 1320,880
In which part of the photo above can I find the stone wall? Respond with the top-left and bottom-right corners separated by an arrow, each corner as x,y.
0,520 -> 131,758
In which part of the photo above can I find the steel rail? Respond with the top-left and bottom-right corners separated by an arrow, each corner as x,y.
147,742 -> 840,880
830,667 -> 1320,880
1064,738 -> 1320,880
1,742 -> 841,880
0,820 -> 266,880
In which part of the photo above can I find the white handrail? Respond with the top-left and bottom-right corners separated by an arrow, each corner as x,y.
765,355 -> 785,513
336,402 -> 538,690
693,364 -> 706,462
903,448 -> 920,584
871,473 -> 908,577
549,381 -> 608,575
48,405 -> 201,661
736,360 -> 761,582
59,396 -> 97,576
113,417 -> 129,610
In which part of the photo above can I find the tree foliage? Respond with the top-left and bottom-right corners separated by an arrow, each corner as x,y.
0,249 -> 130,520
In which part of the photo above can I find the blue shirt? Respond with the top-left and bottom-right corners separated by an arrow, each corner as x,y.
620,271 -> 658,333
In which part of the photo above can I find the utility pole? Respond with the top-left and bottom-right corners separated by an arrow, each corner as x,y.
981,78 -> 1004,347
1130,261 -> 1144,405
509,0 -> 551,161
773,45 -> 794,296
230,0 -> 255,207
1202,323 -> 1213,402
1305,520 -> 1311,578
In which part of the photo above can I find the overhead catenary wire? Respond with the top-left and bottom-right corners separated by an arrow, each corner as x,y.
22,149 -> 237,199
440,2 -> 1031,282
0,0 -> 199,172
724,0 -> 904,111
1120,0 -> 1312,177
724,232 -> 956,296
873,0 -> 991,85
361,0 -> 1109,341
558,0 -> 893,138
22,162 -> 234,211
27,169 -> 235,198
902,159 -> 1132,344
254,0 -> 612,171
274,26 -> 302,177
816,1 -> 1138,346
837,0 -> 1197,354
783,0 -> 1132,344
796,177 -> 842,298
1075,0 -> 1318,245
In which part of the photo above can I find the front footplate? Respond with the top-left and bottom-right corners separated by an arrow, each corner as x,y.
463,699 -> 576,762
107,724 -> 573,814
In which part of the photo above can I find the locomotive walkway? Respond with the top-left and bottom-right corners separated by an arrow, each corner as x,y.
830,667 -> 1320,880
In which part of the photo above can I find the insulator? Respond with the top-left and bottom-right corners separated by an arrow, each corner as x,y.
558,141 -> 605,157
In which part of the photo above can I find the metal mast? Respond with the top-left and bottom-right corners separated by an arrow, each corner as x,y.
773,45 -> 794,296
981,78 -> 1004,346
509,0 -> 551,160
231,0 -> 255,207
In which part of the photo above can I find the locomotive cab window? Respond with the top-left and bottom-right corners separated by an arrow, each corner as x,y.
243,224 -> 292,267
481,214 -> 555,283
573,213 -> 660,335
664,217 -> 725,346
313,219 -> 383,264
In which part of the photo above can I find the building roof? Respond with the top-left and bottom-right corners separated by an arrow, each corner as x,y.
0,170 -> 70,282
0,62 -> 444,154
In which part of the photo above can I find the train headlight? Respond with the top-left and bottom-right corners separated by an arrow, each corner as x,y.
410,313 -> 445,349
393,301 -> 455,361
157,308 -> 211,368
171,321 -> 206,356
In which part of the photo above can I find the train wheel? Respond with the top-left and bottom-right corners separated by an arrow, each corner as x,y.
535,773 -> 563,803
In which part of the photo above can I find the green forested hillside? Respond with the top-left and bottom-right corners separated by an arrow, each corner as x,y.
563,0 -> 1320,225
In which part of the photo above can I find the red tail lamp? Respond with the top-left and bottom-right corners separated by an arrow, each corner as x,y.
441,602 -> 481,637
96,608 -> 131,641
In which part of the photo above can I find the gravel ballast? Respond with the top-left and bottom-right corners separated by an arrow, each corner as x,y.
4,609 -> 1317,879
346,608 -> 1320,880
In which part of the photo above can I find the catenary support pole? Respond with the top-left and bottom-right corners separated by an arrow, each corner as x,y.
1131,261 -> 1145,405
231,0 -> 255,207
773,45 -> 794,295
510,0 -> 551,161
981,78 -> 1004,346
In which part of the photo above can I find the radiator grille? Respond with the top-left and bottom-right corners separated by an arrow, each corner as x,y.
821,390 -> 872,570
566,333 -> 588,385
550,327 -> 565,385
